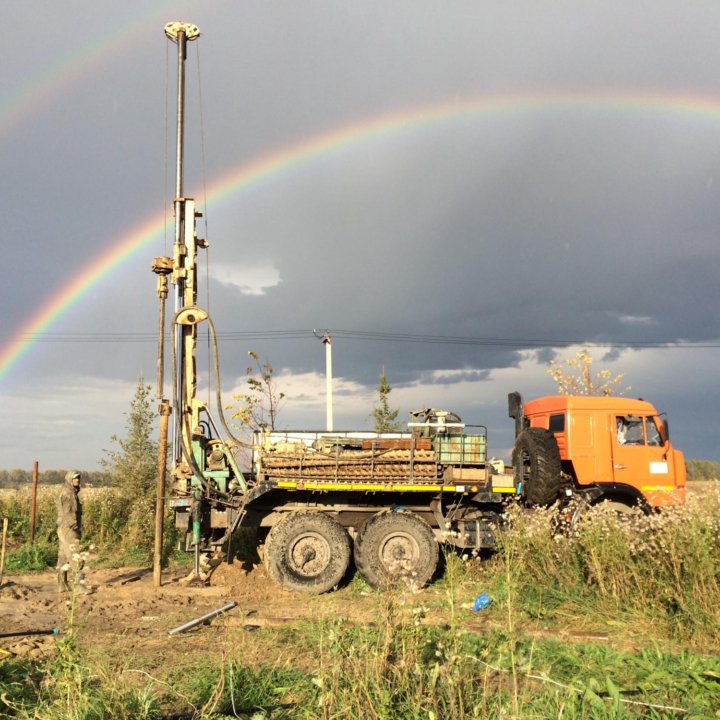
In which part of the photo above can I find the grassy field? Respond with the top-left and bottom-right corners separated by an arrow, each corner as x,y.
0,485 -> 160,569
1,482 -> 719,718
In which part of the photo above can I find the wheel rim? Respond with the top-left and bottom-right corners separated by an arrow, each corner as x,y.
287,531 -> 332,578
598,500 -> 639,520
601,500 -> 634,513
377,531 -> 420,575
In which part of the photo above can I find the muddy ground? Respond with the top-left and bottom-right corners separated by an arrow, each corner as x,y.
0,553 -> 621,685
0,560 -> 391,667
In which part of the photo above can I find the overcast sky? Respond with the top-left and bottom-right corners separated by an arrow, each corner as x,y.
1,1 -> 719,471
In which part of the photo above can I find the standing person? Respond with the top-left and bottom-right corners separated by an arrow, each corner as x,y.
56,470 -> 90,594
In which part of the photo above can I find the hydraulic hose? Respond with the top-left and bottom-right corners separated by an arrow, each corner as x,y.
170,307 -> 249,495
205,314 -> 251,450
170,311 -> 212,495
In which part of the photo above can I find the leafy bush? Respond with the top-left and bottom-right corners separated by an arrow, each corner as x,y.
0,486 -> 167,569
100,379 -> 160,560
0,487 -> 129,545
4,541 -> 57,572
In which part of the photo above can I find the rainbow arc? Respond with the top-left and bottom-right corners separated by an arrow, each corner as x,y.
2,91 -> 718,382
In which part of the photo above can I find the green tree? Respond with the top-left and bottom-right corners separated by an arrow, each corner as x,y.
686,459 -> 720,481
546,349 -> 629,396
101,377 -> 158,556
371,370 -> 403,432
229,351 -> 286,432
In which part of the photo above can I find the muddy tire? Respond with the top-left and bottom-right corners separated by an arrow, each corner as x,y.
264,513 -> 351,594
354,511 -> 438,590
512,428 -> 562,506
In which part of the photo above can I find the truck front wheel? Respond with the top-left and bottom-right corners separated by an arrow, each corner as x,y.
512,428 -> 562,506
354,511 -> 439,590
265,512 -> 351,594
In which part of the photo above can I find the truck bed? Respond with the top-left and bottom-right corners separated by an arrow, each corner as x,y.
253,430 -> 491,488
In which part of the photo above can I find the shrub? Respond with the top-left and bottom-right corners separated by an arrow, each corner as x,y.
469,487 -> 720,643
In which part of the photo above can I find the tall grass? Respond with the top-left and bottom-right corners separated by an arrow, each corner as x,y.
0,486 -> 177,569
0,487 -> 127,544
470,485 -> 720,644
1,598 -> 163,719
301,620 -> 719,718
3,612 -> 718,718
2,486 -> 719,717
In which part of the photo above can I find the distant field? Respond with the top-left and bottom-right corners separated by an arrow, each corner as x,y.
685,479 -> 718,500
0,485 -> 126,551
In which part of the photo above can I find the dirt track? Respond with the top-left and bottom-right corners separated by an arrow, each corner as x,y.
0,560 -> 392,669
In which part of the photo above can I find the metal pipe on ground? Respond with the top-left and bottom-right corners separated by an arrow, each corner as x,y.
168,602 -> 237,636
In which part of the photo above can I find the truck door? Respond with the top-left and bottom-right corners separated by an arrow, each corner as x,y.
612,415 -> 670,494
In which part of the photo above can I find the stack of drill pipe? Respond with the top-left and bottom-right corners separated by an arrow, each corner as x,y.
260,447 -> 441,482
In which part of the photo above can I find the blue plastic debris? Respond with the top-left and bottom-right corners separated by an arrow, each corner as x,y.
468,593 -> 492,612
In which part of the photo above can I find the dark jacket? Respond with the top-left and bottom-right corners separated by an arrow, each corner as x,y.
57,471 -> 82,540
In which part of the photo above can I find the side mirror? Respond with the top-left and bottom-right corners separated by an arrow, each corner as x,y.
508,392 -> 524,437
507,392 -> 522,419
663,418 -> 670,443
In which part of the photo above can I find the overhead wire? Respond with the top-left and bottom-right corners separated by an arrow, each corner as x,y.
7,329 -> 720,350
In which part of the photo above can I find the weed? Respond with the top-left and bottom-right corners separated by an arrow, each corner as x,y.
466,488 -> 720,646
0,656 -> 41,716
3,599 -> 164,720
4,540 -> 56,572
0,486 -> 183,571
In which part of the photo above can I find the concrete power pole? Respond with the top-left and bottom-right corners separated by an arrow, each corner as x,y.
324,334 -> 333,431
315,330 -> 334,431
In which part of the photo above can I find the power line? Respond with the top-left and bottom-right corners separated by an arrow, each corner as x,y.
3,329 -> 720,349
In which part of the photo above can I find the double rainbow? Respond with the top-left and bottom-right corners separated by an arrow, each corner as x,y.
1,91 -> 718,382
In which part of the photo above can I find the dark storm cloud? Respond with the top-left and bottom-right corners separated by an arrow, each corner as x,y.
211,114 -> 720,353
2,1 -> 720,467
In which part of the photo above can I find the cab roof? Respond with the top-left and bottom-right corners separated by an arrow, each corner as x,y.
524,395 -> 659,416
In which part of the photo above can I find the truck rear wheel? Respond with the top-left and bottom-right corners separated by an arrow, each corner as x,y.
354,511 -> 439,590
512,428 -> 562,506
265,512 -> 351,594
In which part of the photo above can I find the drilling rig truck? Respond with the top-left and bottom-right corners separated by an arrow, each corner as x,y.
155,23 -> 686,595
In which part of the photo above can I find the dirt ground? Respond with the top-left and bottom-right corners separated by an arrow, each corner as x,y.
0,555 -> 618,680
0,559 -> 406,673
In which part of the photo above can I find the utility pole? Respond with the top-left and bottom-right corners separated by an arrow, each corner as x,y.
29,461 -> 39,544
314,330 -> 333,431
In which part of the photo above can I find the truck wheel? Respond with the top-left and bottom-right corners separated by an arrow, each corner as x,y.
594,498 -> 644,520
354,511 -> 439,590
265,513 -> 351,594
512,428 -> 562,506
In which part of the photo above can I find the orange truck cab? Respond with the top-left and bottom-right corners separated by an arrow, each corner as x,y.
508,393 -> 686,509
